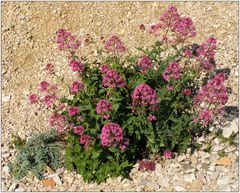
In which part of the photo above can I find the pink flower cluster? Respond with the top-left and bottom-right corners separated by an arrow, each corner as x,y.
183,88 -> 192,96
100,65 -> 126,89
147,114 -> 157,121
194,73 -> 228,126
104,35 -> 126,53
80,134 -> 92,147
68,106 -> 80,116
162,62 -> 182,82
70,80 -> 84,94
137,56 -> 153,72
28,81 -> 59,107
73,125 -> 84,135
69,59 -> 85,74
138,160 -> 155,171
96,99 -> 112,119
55,28 -> 81,50
49,113 -> 67,132
28,94 -> 39,104
196,37 -> 217,71
132,83 -> 158,112
100,122 -> 128,150
147,5 -> 196,44
163,150 -> 173,158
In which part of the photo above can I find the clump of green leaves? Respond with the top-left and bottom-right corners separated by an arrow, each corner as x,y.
65,132 -> 133,183
8,129 -> 63,180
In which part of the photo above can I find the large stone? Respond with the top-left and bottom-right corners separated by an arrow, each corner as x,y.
215,157 -> 232,166
222,118 -> 238,138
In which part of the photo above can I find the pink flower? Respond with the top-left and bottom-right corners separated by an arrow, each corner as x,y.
147,115 -> 157,121
69,59 -> 85,74
164,150 -> 173,158
162,62 -> 182,82
77,116 -> 83,121
195,36 -> 217,71
102,69 -> 126,88
119,138 -> 130,151
138,160 -> 155,171
73,125 -> 84,135
183,89 -> 192,96
199,109 -> 212,126
137,56 -> 153,72
39,81 -> 49,92
167,85 -> 174,91
100,122 -> 124,147
194,73 -> 228,126
68,106 -> 80,116
99,64 -> 111,74
28,94 -> 39,104
49,113 -> 67,132
96,99 -> 112,115
55,28 -> 81,50
104,35 -> 126,53
70,80 -> 84,94
132,83 -> 158,112
42,95 -> 58,107
80,134 -> 92,146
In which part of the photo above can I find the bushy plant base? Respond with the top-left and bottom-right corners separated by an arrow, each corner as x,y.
11,5 -> 229,183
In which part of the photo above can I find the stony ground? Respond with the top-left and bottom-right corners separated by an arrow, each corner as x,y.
1,2 -> 239,192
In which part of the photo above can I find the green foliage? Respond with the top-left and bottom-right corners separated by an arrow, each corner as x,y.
65,132 -> 132,183
8,129 -> 63,180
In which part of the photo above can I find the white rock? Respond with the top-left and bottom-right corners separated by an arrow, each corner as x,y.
47,174 -> 62,185
175,186 -> 186,191
177,155 -> 186,162
2,96 -> 11,102
184,173 -> 196,183
217,176 -> 230,185
158,176 -> 170,188
15,187 -> 25,192
138,179 -> 150,186
208,165 -> 215,172
222,118 -> 238,138
218,184 -> 231,191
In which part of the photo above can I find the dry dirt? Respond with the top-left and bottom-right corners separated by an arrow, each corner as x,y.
1,1 -> 239,192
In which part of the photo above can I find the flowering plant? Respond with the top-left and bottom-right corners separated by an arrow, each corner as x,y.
28,5 -> 229,183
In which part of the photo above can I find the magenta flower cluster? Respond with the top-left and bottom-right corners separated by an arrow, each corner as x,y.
132,83 -> 158,112
28,81 -> 58,107
70,80 -> 84,94
68,106 -> 80,116
162,62 -> 182,82
194,73 -> 228,126
196,37 -> 217,71
96,99 -> 112,119
138,160 -> 155,171
56,28 -> 81,50
100,122 -> 128,150
104,35 -> 126,53
100,64 -> 126,89
69,59 -> 85,75
49,113 -> 67,132
147,5 -> 196,44
137,56 -> 153,72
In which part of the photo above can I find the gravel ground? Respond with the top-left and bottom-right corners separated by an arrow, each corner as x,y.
1,2 -> 239,192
